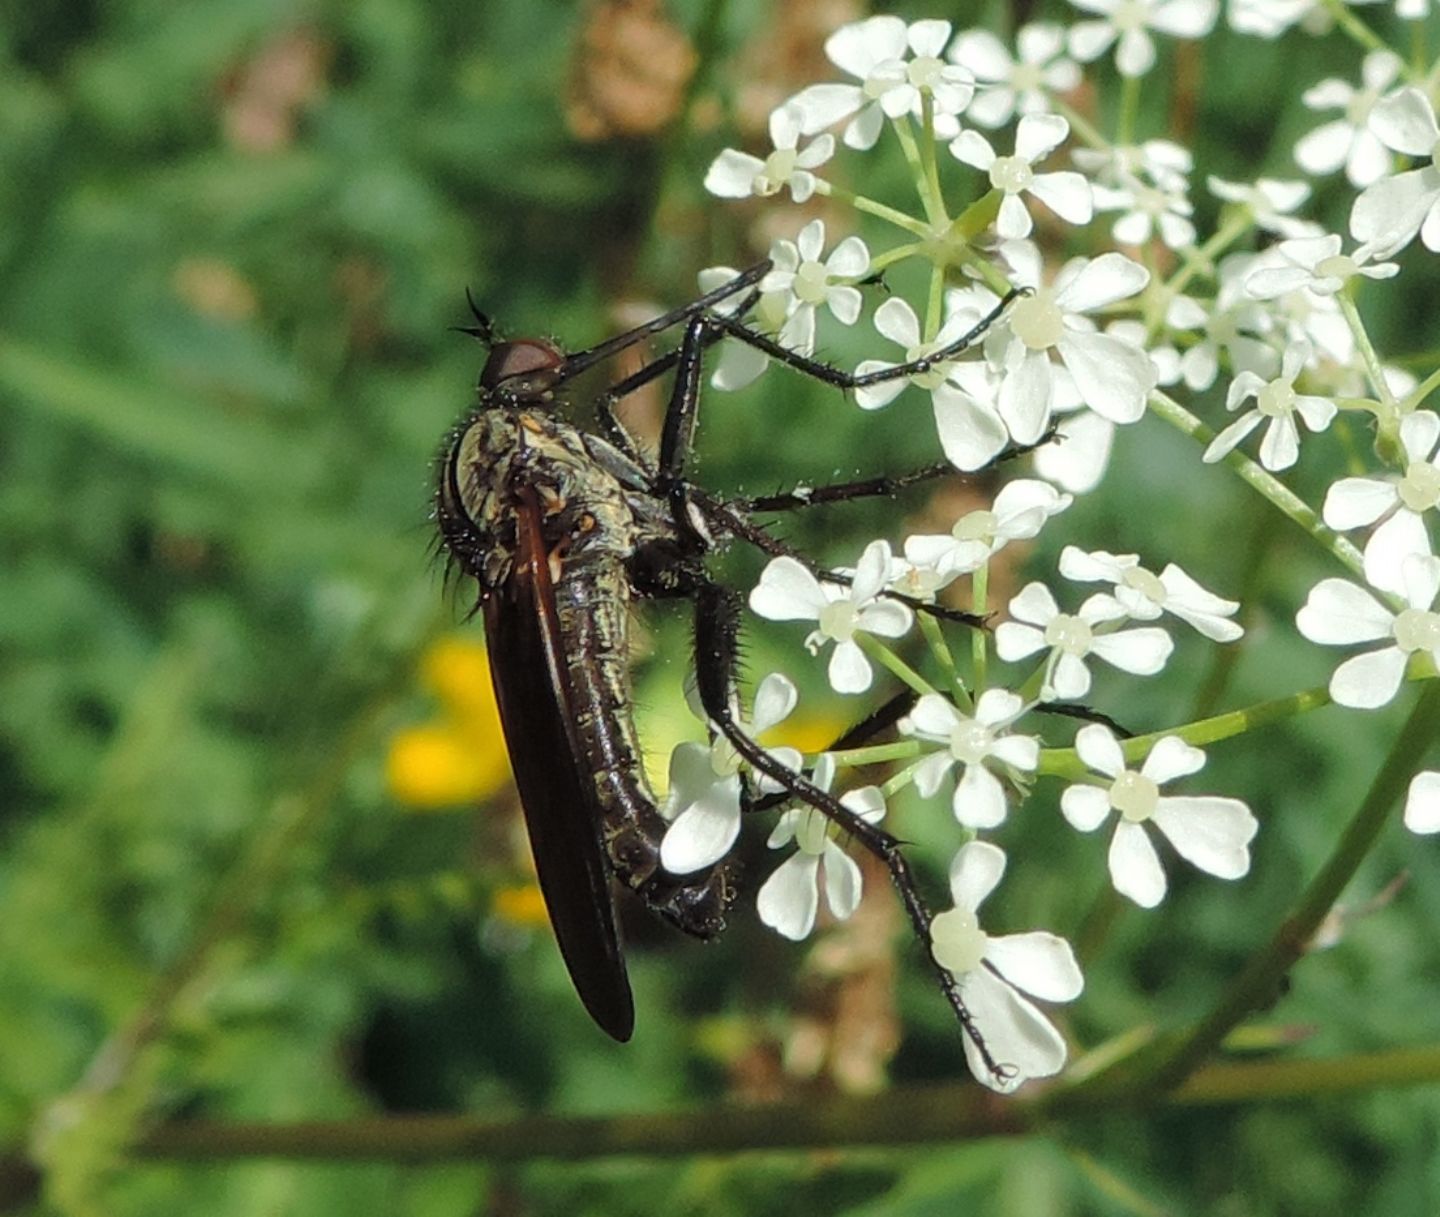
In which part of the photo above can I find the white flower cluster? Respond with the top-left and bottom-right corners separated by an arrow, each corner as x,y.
657,1 -> 1440,1093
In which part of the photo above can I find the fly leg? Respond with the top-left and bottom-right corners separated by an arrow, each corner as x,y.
688,579 -> 1008,1081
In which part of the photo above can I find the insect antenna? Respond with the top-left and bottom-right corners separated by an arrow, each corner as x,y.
453,287 -> 498,345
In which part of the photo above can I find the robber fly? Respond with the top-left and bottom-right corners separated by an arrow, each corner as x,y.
436,261 -> 1020,1064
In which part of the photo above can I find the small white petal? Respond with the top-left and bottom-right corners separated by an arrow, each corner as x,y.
1056,330 -> 1156,424
1323,477 -> 1397,530
751,672 -> 799,733
1257,416 -> 1301,471
1151,796 -> 1258,879
1365,510 -> 1431,597
704,149 -> 765,197
1296,578 -> 1393,644
1075,722 -> 1126,776
1061,782 -> 1112,831
1203,412 -> 1263,463
954,763 -> 1010,828
962,966 -> 1070,1092
828,640 -> 874,694
757,853 -> 821,940
913,750 -> 957,798
1403,771 -> 1440,834
949,839 -> 1007,912
750,557 -> 827,620
984,931 -> 1084,1002
874,296 -> 922,348
661,797 -> 741,874
994,621 -> 1048,662
1090,626 -> 1175,675
1050,652 -> 1093,699
1140,735 -> 1206,784
1008,581 -> 1060,626
1330,646 -> 1408,709
933,384 -> 1011,471
820,841 -> 864,920
1109,821 -> 1167,907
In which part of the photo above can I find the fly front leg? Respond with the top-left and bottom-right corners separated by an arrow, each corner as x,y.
689,580 -> 1006,1080
557,261 -> 771,386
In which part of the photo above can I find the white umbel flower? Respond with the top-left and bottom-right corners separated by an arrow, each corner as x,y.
905,479 -> 1072,578
1294,51 -> 1402,187
1243,233 -> 1398,300
1295,555 -> 1440,709
1350,87 -> 1440,257
948,24 -> 1081,128
749,541 -> 913,694
704,103 -> 834,203
930,841 -> 1084,1092
1203,342 -> 1336,471
660,673 -> 803,875
757,219 -> 870,359
1323,411 -> 1440,597
789,16 -> 975,150
994,582 -> 1175,700
1058,547 -> 1244,641
853,294 -> 1012,472
994,252 -> 1157,445
1208,176 -> 1320,238
950,114 -> 1094,240
1061,725 -> 1259,908
756,754 -> 884,941
1067,0 -> 1219,78
901,690 -> 1040,828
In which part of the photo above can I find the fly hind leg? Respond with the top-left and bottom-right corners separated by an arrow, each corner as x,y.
688,579 -> 1008,1082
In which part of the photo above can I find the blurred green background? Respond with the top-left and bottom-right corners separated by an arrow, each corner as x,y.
4,0 -> 1440,1213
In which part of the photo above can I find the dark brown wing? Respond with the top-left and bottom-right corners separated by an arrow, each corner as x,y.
482,487 -> 635,1041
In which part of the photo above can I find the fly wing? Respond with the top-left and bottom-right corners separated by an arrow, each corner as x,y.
482,488 -> 635,1041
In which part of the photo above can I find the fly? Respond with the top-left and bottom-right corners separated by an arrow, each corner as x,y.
435,260 -> 1024,1071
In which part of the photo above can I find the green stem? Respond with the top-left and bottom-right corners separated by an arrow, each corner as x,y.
1142,679 -> 1440,1092
918,612 -> 970,710
891,115 -> 948,231
1148,390 -> 1366,578
130,1045 -> 1440,1162
1403,360 -> 1440,413
815,181 -> 931,238
971,564 -> 990,693
857,634 -> 936,698
1037,684 -> 1333,778
1317,0 -> 1398,59
917,93 -> 949,226
1336,290 -> 1399,433
826,740 -> 923,769
1116,73 -> 1141,146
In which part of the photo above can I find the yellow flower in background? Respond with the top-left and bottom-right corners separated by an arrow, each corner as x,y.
387,636 -> 511,810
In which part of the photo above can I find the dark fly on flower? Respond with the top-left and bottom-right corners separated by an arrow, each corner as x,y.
434,260 -> 1024,1068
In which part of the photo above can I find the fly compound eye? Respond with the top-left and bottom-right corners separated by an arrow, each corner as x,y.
480,339 -> 566,395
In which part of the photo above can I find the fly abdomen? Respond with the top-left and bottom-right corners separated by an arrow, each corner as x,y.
554,561 -> 732,939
